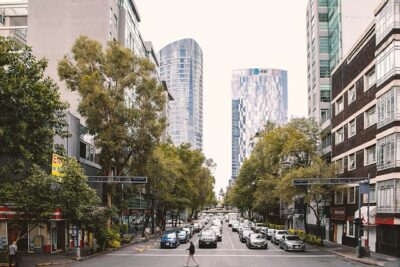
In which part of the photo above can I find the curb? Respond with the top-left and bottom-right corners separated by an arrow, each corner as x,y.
313,245 -> 380,266
33,237 -> 159,266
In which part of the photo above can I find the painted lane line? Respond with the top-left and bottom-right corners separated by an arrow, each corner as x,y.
107,253 -> 336,258
226,227 -> 235,250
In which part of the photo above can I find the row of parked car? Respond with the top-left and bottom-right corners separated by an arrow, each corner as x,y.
160,220 -> 207,248
229,219 -> 306,252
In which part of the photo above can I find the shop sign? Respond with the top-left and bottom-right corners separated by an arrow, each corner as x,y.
331,207 -> 346,220
375,217 -> 394,225
51,153 -> 64,177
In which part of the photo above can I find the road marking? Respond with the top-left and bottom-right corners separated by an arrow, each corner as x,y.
226,227 -> 235,250
107,253 -> 336,258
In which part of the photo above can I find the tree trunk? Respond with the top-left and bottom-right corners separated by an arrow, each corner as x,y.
303,203 -> 308,234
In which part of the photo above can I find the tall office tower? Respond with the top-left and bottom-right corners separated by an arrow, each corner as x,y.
306,0 -> 380,158
231,68 -> 288,180
158,38 -> 203,150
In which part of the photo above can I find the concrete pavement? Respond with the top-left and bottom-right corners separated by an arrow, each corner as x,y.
59,222 -> 373,267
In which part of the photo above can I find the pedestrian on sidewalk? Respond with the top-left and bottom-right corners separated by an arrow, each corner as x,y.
8,241 -> 18,267
144,227 -> 150,241
185,241 -> 199,267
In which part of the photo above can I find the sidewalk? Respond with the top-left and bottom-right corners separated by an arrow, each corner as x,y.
0,235 -> 158,267
316,240 -> 400,266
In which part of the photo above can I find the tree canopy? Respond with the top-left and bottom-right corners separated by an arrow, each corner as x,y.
0,37 -> 68,182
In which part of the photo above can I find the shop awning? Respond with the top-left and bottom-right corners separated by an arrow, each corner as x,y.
354,206 -> 376,226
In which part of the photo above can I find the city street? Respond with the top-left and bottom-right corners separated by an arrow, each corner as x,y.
62,224 -> 369,267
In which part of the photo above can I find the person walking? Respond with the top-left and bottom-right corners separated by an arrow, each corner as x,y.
8,241 -> 18,267
185,241 -> 199,267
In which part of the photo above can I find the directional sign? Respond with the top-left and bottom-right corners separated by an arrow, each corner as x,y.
87,176 -> 147,184
292,177 -> 367,186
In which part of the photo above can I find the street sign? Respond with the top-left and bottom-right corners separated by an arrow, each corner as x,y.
87,176 -> 147,184
292,177 -> 367,186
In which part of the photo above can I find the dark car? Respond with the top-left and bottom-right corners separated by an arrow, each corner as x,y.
178,230 -> 189,243
199,230 -> 217,248
246,233 -> 268,249
279,235 -> 305,252
160,231 -> 180,248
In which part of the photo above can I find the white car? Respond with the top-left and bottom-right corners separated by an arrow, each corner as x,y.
272,230 -> 288,244
209,225 -> 222,241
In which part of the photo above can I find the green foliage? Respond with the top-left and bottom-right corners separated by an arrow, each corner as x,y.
56,158 -> 101,224
0,37 -> 68,181
288,229 -> 322,246
267,224 -> 285,230
58,36 -> 166,178
0,165 -> 57,240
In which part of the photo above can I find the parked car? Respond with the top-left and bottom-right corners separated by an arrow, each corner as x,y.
232,222 -> 240,232
279,235 -> 305,251
266,229 -> 275,240
272,230 -> 288,244
177,230 -> 189,243
246,233 -> 268,249
254,223 -> 264,233
192,223 -> 201,233
240,229 -> 254,243
209,225 -> 222,241
160,231 -> 180,248
260,227 -> 268,236
198,230 -> 218,248
182,226 -> 193,238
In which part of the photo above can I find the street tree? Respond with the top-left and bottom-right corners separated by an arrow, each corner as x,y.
0,37 -> 68,182
276,157 -> 336,245
0,165 -> 57,241
58,36 -> 166,228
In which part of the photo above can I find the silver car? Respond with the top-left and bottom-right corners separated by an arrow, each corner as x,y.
272,230 -> 288,244
247,233 -> 268,249
279,235 -> 305,251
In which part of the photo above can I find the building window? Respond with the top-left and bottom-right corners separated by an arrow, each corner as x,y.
365,69 -> 376,90
348,119 -> 356,138
321,109 -> 331,124
377,87 -> 398,128
335,127 -> 344,145
0,13 -> 4,25
320,60 -> 330,78
114,14 -> 118,28
376,41 -> 400,86
320,84 -> 330,102
365,145 -> 376,165
348,187 -> 356,204
377,179 -> 398,213
363,184 -> 377,204
80,141 -> 96,163
321,134 -> 331,149
334,189 -> 344,204
347,221 -> 355,237
335,97 -> 344,115
364,106 -> 376,128
348,153 -> 356,171
336,158 -> 344,173
376,0 -> 400,44
318,13 -> 329,30
376,133 -> 398,170
318,0 -> 328,7
319,36 -> 329,53
348,86 -> 356,104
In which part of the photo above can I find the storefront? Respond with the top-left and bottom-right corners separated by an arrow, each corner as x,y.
376,217 -> 400,257
330,207 -> 345,244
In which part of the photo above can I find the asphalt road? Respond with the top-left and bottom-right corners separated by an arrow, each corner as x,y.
62,223 -> 369,267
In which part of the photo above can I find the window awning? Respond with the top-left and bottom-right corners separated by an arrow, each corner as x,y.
354,206 -> 376,226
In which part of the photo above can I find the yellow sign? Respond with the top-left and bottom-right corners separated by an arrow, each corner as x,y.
51,154 -> 64,177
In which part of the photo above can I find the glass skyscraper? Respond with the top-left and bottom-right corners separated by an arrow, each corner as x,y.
158,38 -> 203,150
231,68 -> 288,180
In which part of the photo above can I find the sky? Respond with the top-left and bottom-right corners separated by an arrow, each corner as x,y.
135,0 -> 309,195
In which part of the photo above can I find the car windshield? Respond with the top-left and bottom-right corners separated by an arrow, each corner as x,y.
250,234 -> 263,239
202,231 -> 215,237
286,236 -> 301,241
163,233 -> 175,238
179,231 -> 186,235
